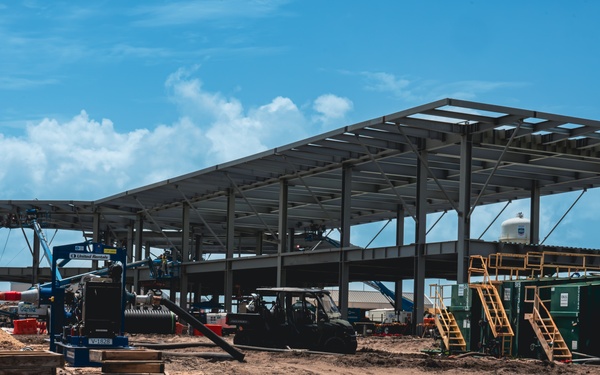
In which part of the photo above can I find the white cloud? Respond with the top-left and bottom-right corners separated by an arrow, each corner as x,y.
313,94 -> 353,126
362,72 -> 411,95
0,76 -> 58,90
0,67 -> 337,199
132,0 -> 289,27
355,70 -> 526,104
0,110 -> 205,200
165,67 -> 309,164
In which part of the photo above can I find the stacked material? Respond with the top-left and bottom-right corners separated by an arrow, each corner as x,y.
0,327 -> 23,350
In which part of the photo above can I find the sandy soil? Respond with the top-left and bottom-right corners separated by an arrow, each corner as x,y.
2,329 -> 599,374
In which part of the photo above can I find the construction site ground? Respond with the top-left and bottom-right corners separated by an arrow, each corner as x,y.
1,329 -> 598,374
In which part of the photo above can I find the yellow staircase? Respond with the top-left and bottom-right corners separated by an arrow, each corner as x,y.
468,255 -> 514,357
430,285 -> 467,353
524,286 -> 572,362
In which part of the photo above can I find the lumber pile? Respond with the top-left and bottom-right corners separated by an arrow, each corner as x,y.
90,349 -> 164,375
0,350 -> 65,375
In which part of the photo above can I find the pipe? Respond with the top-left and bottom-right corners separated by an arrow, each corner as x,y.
161,351 -> 234,359
132,341 -> 217,350
234,344 -> 344,355
0,288 -> 40,303
159,297 -> 245,362
125,309 -> 176,334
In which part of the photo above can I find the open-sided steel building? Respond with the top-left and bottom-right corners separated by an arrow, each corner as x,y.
2,98 -> 600,324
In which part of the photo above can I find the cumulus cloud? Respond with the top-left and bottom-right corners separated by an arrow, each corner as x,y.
313,94 -> 353,128
0,110 -> 206,200
165,67 -> 311,164
0,67 -> 350,200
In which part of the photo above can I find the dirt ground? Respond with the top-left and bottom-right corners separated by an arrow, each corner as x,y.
2,329 -> 600,374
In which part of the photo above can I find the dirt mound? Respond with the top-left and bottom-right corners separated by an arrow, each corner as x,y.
0,328 -> 26,350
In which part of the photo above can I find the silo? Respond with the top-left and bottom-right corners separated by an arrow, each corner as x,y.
499,212 -> 530,244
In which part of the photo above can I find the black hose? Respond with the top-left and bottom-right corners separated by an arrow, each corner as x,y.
132,341 -> 217,350
159,297 -> 245,362
161,351 -> 233,359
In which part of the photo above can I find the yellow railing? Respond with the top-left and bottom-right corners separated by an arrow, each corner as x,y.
484,251 -> 600,281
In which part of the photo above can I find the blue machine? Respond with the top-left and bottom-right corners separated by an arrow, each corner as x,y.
0,233 -> 246,365
303,230 -> 414,313
25,209 -> 62,282
48,241 -> 129,367
363,280 -> 414,312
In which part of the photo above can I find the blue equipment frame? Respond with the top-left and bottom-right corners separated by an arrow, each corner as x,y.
48,241 -> 129,367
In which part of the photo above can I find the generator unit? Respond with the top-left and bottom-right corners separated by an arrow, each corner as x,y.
0,240 -> 245,366
48,242 -> 129,367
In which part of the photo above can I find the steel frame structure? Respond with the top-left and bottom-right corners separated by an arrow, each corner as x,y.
2,98 -> 600,323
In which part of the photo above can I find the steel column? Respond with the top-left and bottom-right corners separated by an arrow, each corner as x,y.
92,212 -> 100,269
396,204 -> 405,246
338,165 -> 352,319
126,222 -> 134,264
256,232 -> 263,256
413,146 -> 427,327
277,179 -> 288,287
224,189 -> 235,311
457,133 -> 472,283
395,205 -> 405,313
195,234 -> 203,261
180,203 -> 190,309
133,214 -> 144,294
32,234 -> 40,285
530,181 -> 540,244
134,214 -> 143,261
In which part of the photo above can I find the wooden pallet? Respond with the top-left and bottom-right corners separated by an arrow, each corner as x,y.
89,349 -> 164,375
0,350 -> 65,375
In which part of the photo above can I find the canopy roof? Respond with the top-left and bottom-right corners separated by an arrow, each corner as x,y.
2,98 -> 600,253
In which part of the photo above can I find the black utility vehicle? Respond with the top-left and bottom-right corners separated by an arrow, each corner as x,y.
226,287 -> 357,354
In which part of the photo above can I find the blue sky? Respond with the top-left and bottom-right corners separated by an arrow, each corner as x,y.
1,1 -> 600,285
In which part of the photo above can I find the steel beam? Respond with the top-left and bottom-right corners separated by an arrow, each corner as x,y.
457,134 -> 472,283
413,145 -> 427,327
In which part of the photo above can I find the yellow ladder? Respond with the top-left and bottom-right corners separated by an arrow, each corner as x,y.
468,255 -> 514,356
430,285 -> 467,353
524,286 -> 572,362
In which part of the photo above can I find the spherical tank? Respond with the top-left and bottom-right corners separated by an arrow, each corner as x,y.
499,212 -> 530,243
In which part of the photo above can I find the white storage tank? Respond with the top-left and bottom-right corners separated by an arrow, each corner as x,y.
499,212 -> 530,244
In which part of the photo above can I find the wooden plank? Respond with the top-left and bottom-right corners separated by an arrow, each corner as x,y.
89,349 -> 161,362
0,369 -> 54,375
0,351 -> 64,368
102,360 -> 164,373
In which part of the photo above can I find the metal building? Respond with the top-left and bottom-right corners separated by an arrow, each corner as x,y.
2,98 -> 600,326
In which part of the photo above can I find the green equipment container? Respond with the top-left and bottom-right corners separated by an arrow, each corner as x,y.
498,276 -> 600,359
448,308 -> 473,351
499,276 -> 588,358
448,284 -> 481,352
450,284 -> 472,308
549,281 -> 600,358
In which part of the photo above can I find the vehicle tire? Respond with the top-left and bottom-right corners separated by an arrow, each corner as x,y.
323,337 -> 347,354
